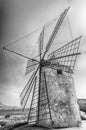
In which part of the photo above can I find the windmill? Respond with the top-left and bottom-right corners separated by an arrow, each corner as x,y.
3,7 -> 82,126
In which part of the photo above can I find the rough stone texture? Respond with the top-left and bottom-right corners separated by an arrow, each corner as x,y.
41,68 -> 81,128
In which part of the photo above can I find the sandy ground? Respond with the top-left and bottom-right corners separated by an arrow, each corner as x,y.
2,121 -> 85,130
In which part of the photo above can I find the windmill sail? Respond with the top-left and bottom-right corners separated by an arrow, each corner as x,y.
42,7 -> 70,59
25,59 -> 38,75
27,70 -> 52,124
20,72 -> 35,108
25,27 -> 45,75
47,36 -> 82,73
20,66 -> 39,109
38,26 -> 45,55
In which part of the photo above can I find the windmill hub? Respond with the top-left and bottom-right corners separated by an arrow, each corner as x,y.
41,60 -> 51,67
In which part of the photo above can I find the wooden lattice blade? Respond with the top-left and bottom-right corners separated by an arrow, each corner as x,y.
47,36 -> 82,73
42,7 -> 70,59
28,74 -> 39,124
25,59 -> 38,75
20,66 -> 39,109
38,26 -> 45,56
28,70 -> 52,124
20,72 -> 35,109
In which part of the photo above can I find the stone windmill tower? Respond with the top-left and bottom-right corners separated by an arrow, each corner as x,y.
3,7 -> 82,128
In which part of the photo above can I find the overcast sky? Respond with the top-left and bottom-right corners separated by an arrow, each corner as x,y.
0,0 -> 86,106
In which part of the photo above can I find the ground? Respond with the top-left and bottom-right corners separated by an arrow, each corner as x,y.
0,121 -> 86,130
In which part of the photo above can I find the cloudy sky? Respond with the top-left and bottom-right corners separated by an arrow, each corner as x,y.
0,0 -> 86,106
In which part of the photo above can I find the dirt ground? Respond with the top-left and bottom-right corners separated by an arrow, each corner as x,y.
1,121 -> 86,130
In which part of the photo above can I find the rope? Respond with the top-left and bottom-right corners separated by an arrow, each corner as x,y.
28,17 -> 57,59
30,40 -> 39,58
3,16 -> 58,48
4,29 -> 42,48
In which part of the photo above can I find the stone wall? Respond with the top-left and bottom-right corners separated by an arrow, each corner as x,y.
41,68 -> 81,128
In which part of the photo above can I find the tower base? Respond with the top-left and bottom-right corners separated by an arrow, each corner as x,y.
40,68 -> 81,128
